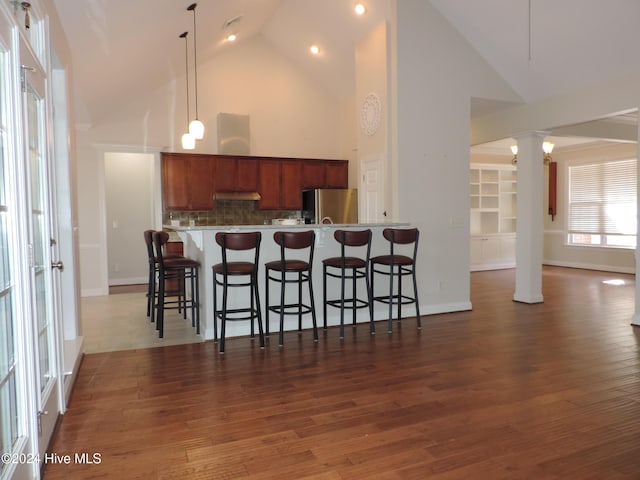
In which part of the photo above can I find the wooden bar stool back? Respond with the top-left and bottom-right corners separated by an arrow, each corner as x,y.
152,231 -> 200,338
144,229 -> 157,320
213,231 -> 264,354
144,229 -> 184,323
265,230 -> 318,347
370,228 -> 421,333
322,229 -> 375,338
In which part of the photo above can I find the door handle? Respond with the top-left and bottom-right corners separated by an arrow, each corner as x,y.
51,261 -> 64,272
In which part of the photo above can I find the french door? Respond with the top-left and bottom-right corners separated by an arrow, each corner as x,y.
21,40 -> 60,461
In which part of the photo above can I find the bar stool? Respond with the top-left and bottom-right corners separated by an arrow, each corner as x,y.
152,231 -> 200,338
370,228 -> 421,333
144,229 -> 184,323
212,231 -> 264,354
265,230 -> 318,347
144,229 -> 157,320
322,229 -> 375,338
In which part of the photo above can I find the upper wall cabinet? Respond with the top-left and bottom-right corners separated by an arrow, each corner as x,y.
161,153 -> 349,211
162,153 -> 216,210
301,160 -> 348,189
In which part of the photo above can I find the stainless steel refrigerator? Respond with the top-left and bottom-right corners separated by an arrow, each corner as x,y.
302,188 -> 358,224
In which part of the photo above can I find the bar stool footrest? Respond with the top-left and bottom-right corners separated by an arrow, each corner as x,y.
326,298 -> 370,310
268,303 -> 314,316
373,294 -> 417,306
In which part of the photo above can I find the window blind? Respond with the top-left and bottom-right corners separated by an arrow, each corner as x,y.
568,158 -> 637,236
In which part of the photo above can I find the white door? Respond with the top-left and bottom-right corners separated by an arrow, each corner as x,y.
360,154 -> 386,222
21,47 -> 60,460
0,15 -> 32,480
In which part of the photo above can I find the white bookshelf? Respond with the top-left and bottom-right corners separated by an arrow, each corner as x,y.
470,164 -> 517,270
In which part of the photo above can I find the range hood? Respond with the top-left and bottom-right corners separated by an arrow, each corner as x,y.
214,191 -> 261,201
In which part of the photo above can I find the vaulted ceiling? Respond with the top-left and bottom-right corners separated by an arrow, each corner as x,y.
52,0 -> 639,147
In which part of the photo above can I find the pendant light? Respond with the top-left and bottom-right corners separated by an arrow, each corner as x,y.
187,3 -> 204,140
180,31 -> 195,150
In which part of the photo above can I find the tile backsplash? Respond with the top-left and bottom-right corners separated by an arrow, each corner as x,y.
164,200 -> 300,226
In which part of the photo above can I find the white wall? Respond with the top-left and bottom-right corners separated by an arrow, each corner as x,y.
356,21 -> 390,219
104,152 -> 155,285
76,35 -> 354,294
390,0 -> 522,313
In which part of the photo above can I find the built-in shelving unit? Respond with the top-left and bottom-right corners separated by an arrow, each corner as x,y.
470,164 -> 517,271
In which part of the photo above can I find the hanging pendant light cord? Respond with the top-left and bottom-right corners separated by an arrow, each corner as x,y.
180,31 -> 190,130
188,3 -> 199,121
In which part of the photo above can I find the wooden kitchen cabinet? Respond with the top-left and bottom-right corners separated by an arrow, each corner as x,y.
301,160 -> 348,189
188,156 -> 216,209
280,160 -> 302,209
325,161 -> 348,188
301,161 -> 326,188
162,153 -> 190,210
258,160 -> 302,210
215,157 -> 237,191
236,158 -> 259,191
258,159 -> 281,210
162,153 -> 215,210
163,153 -> 349,212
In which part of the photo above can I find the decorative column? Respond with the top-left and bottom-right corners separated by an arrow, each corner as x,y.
513,132 -> 546,303
632,121 -> 640,326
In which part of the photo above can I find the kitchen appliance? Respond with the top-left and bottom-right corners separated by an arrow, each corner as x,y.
302,188 -> 358,224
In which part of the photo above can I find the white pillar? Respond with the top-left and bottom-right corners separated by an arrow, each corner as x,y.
632,120 -> 640,326
513,132 -> 546,303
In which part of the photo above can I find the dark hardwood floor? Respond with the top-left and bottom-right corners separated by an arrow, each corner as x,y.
44,266 -> 640,479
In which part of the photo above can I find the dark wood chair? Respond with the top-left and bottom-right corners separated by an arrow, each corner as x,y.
212,231 -> 264,354
265,230 -> 318,347
322,229 -> 374,338
370,228 -> 421,333
152,231 -> 200,338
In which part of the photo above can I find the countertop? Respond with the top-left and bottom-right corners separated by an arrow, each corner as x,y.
165,222 -> 409,231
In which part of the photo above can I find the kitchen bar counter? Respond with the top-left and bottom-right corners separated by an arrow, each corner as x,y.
170,222 -> 411,341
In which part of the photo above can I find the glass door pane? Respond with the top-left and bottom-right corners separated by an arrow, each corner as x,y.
25,75 -> 54,398
0,31 -> 19,475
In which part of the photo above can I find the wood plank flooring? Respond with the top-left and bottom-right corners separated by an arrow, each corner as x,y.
44,267 -> 640,479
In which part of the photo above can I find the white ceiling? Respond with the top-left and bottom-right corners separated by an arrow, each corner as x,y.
52,0 -> 640,146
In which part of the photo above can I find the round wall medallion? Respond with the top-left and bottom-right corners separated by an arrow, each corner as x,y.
360,93 -> 382,136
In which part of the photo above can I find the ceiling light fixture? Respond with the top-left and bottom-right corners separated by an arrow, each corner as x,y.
187,3 -> 205,141
179,32 -> 195,150
354,3 -> 366,16
226,33 -> 237,42
309,44 -> 320,55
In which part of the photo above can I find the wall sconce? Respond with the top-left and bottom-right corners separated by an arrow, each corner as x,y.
542,141 -> 554,164
510,145 -> 518,164
510,141 -> 555,165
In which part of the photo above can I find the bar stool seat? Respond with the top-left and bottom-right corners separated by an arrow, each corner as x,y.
370,228 -> 421,333
212,231 -> 264,354
153,231 -> 200,338
322,229 -> 374,339
265,230 -> 318,347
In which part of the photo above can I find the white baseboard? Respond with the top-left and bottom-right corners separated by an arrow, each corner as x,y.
543,260 -> 635,274
81,287 -> 109,297
109,276 -> 147,286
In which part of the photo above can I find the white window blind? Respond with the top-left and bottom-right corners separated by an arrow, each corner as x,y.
568,158 -> 637,248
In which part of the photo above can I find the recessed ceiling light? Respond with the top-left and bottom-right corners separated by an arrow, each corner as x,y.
309,44 -> 320,55
354,3 -> 366,15
226,33 -> 237,42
